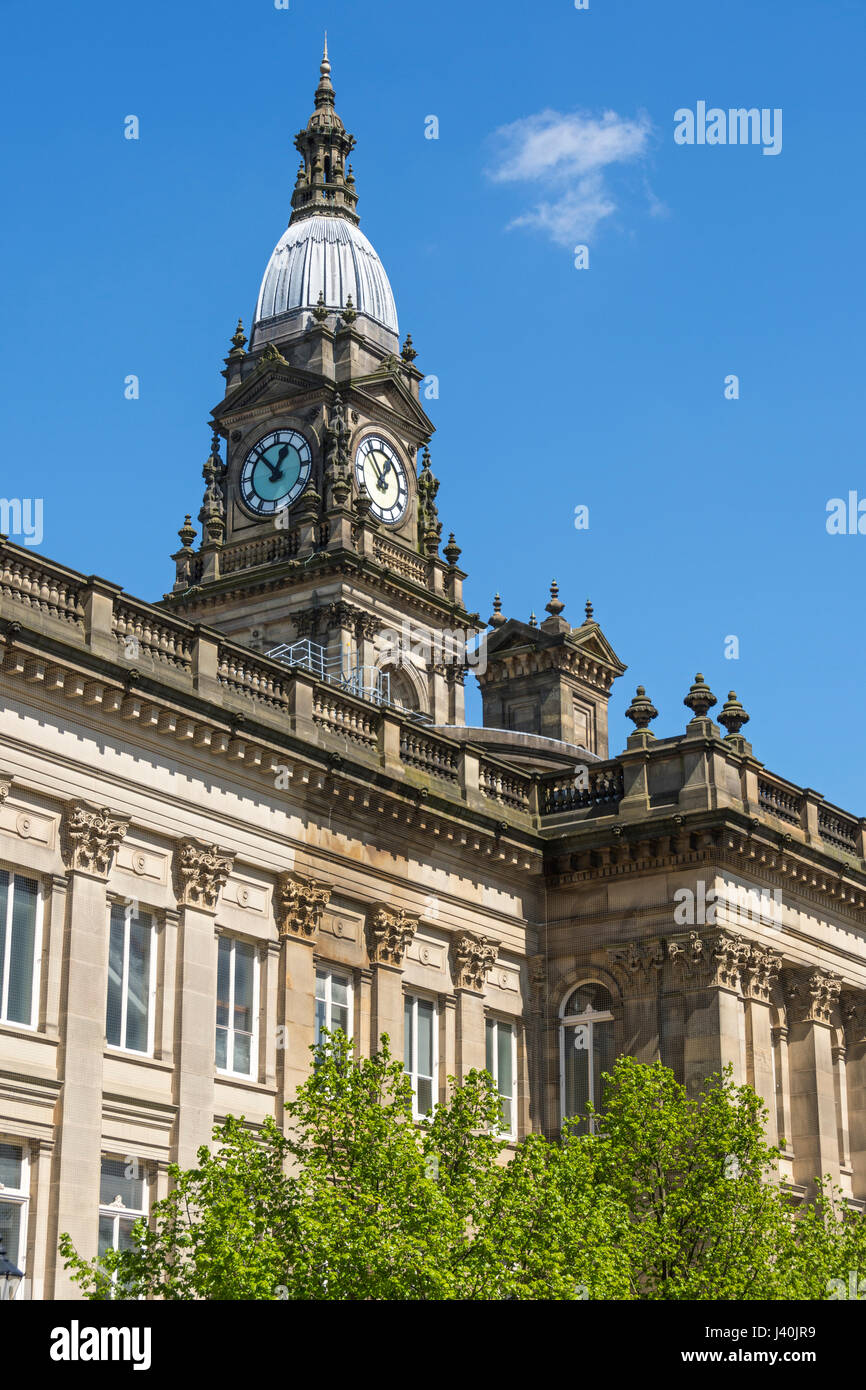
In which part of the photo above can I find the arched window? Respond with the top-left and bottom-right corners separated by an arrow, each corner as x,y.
560,982 -> 615,1133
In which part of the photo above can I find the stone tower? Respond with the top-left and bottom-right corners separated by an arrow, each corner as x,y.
163,42 -> 478,724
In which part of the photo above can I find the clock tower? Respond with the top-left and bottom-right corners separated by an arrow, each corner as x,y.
162,41 -> 478,725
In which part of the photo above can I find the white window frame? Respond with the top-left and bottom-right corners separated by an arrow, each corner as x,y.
105,901 -> 157,1057
404,992 -> 438,1120
314,966 -> 354,1045
98,1153 -> 148,1292
485,1015 -> 518,1140
558,982 -> 615,1129
215,935 -> 260,1080
0,868 -> 43,1031
0,1139 -> 29,1300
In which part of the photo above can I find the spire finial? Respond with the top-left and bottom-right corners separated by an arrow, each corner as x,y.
545,579 -> 565,618
584,599 -> 594,623
489,593 -> 506,628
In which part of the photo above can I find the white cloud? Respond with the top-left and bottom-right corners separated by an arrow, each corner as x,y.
487,108 -> 654,247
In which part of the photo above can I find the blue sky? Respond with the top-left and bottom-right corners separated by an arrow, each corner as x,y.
1,0 -> 864,810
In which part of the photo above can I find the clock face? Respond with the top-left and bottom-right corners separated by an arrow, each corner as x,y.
354,435 -> 409,524
240,430 -> 312,515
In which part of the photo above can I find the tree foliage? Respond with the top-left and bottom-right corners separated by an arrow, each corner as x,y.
60,1037 -> 866,1300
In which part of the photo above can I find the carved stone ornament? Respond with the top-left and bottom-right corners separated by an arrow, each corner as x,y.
366,905 -> 418,967
173,839 -> 235,911
276,872 -> 331,942
0,772 -> 11,806
62,802 -> 130,878
608,939 -> 665,992
739,942 -> 782,1002
841,991 -> 866,1048
450,931 -> 499,992
782,967 -> 842,1026
667,930 -> 744,991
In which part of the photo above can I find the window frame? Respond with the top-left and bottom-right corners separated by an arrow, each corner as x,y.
105,900 -> 157,1057
485,1015 -> 518,1140
215,934 -> 260,1080
98,1153 -> 149,1292
558,981 -> 615,1130
0,1138 -> 29,1300
314,964 -> 354,1046
0,867 -> 43,1031
404,991 -> 438,1120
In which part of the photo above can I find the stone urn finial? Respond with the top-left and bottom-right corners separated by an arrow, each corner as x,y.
684,672 -> 717,720
545,579 -> 565,618
489,593 -> 506,628
625,685 -> 658,733
718,690 -> 750,738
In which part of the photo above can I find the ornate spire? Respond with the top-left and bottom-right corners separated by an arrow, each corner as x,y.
545,580 -> 565,617
417,446 -> 442,554
291,42 -> 359,226
489,594 -> 506,628
584,599 -> 594,623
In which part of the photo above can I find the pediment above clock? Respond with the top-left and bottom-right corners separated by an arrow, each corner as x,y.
214,363 -> 326,422
352,371 -> 434,437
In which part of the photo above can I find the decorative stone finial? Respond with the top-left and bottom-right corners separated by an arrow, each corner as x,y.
177,514 -> 196,549
401,333 -> 417,362
489,593 -> 506,628
545,579 -> 565,618
528,612 -> 537,628
718,691 -> 750,739
584,599 -> 594,623
684,673 -> 717,720
443,533 -> 461,567
625,685 -> 658,733
341,294 -> 357,325
312,290 -> 329,323
227,319 -> 246,358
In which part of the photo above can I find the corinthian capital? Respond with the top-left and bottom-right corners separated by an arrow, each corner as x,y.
740,942 -> 783,1002
450,931 -> 499,992
174,839 -> 235,911
782,967 -> 842,1026
608,939 -> 665,993
366,905 -> 418,967
667,930 -> 744,991
62,801 -> 130,878
275,872 -> 331,942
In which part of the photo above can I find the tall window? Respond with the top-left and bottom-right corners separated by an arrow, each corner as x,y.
404,994 -> 436,1118
0,871 -> 40,1028
216,937 -> 258,1077
106,903 -> 154,1054
0,1142 -> 28,1299
560,982 -> 615,1133
98,1156 -> 147,1283
485,1018 -> 516,1138
315,967 -> 352,1046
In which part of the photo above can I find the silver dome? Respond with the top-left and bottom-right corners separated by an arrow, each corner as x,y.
252,215 -> 399,338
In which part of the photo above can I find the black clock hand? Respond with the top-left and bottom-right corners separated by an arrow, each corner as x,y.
375,455 -> 391,491
264,443 -> 290,482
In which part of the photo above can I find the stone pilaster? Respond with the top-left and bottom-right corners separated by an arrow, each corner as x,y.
451,931 -> 498,1079
47,801 -> 129,1299
740,943 -> 783,1137
842,991 -> 866,1201
666,929 -> 747,1095
172,839 -> 234,1166
782,966 -> 843,1197
608,939 -> 664,1064
274,872 -> 331,1105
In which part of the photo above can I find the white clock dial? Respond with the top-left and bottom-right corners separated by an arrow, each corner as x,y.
240,429 -> 312,516
354,435 -> 409,524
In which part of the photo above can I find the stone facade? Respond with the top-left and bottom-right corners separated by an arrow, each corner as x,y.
1,48 -> 865,1300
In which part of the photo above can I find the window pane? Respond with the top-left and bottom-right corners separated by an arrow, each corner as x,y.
315,996 -> 326,1047
594,1018 -> 616,1114
0,1201 -> 22,1268
215,1026 -> 227,1070
98,1214 -> 115,1258
331,1003 -> 349,1037
417,1000 -> 434,1077
0,1142 -> 23,1190
106,909 -> 125,1048
125,913 -> 151,1052
216,938 -> 231,1029
497,1024 -> 513,1099
331,976 -> 348,1009
233,1030 -> 251,1075
417,1076 -> 432,1115
0,870 -> 8,1013
486,1019 -> 494,1076
100,1157 -> 144,1211
7,875 -> 38,1024
117,1216 -> 139,1254
564,983 -> 611,1017
564,1024 -> 591,1131
315,969 -> 327,1002
501,1094 -> 513,1131
404,996 -> 413,1072
232,942 -> 254,1034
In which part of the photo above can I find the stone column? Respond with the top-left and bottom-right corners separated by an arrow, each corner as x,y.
450,931 -> 498,1080
439,992 -> 457,1108
740,943 -> 783,1139
47,801 -> 129,1299
172,839 -> 235,1168
772,1022 -> 794,1154
608,940 -> 665,1063
666,930 -> 747,1097
782,967 -> 843,1198
274,873 -> 331,1110
527,955 -> 548,1134
366,905 -> 417,1057
842,992 -> 866,1201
